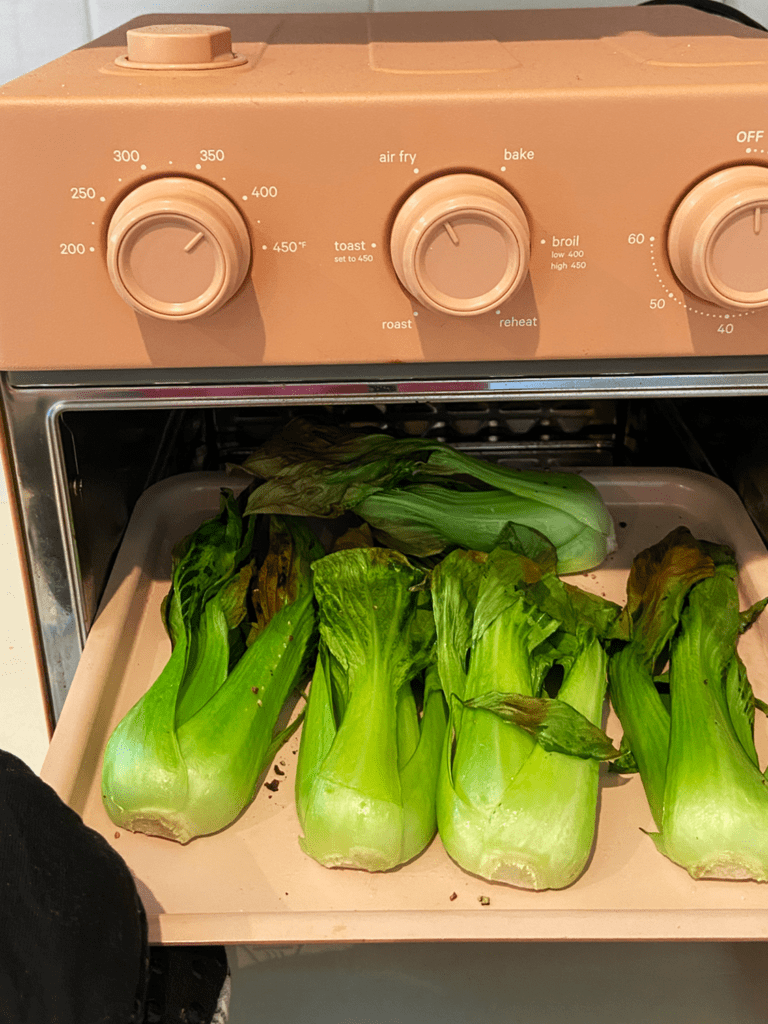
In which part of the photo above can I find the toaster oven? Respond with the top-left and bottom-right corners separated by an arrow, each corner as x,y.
4,4 -> 768,947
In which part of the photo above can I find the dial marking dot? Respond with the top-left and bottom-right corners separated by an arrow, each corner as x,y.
649,234 -> 755,319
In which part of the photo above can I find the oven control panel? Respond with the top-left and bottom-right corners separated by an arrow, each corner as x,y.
2,8 -> 768,371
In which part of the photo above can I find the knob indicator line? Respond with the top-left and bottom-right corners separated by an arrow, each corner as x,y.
444,221 -> 460,246
184,231 -> 206,253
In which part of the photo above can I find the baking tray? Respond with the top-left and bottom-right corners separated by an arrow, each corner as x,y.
40,467 -> 768,945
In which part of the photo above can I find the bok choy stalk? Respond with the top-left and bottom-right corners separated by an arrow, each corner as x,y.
240,418 -> 616,575
608,527 -> 768,880
295,547 -> 447,871
102,491 -> 322,844
432,525 -> 620,890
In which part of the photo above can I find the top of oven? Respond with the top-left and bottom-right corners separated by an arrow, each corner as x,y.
2,7 -> 767,100
2,7 -> 768,376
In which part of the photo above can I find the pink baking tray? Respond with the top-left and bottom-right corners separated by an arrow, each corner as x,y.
40,468 -> 768,945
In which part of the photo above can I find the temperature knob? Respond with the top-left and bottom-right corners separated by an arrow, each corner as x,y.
106,178 -> 251,320
390,174 -> 530,316
668,166 -> 768,310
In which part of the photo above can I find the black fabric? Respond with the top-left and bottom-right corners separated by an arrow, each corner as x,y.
144,947 -> 229,1024
639,0 -> 767,31
0,749 -> 148,1023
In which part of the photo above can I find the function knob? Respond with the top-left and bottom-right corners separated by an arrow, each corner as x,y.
106,178 -> 252,321
390,174 -> 530,316
668,166 -> 768,309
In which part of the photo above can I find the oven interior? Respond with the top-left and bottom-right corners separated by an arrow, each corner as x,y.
58,393 -> 768,643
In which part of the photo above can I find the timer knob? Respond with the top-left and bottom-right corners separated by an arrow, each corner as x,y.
106,178 -> 251,320
390,174 -> 530,316
668,166 -> 768,310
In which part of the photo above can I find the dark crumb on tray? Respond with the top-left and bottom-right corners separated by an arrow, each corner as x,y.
619,521 -> 627,528
449,892 -> 457,901
265,780 -> 280,792
114,832 -> 120,839
478,895 -> 490,906
274,764 -> 285,776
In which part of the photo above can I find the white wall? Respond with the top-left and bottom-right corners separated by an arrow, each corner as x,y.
1,0 -> 764,87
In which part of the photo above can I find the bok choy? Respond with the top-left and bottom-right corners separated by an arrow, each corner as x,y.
295,547 -> 447,871
608,527 -> 768,880
102,491 -> 322,843
432,526 -> 620,890
240,419 -> 616,575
